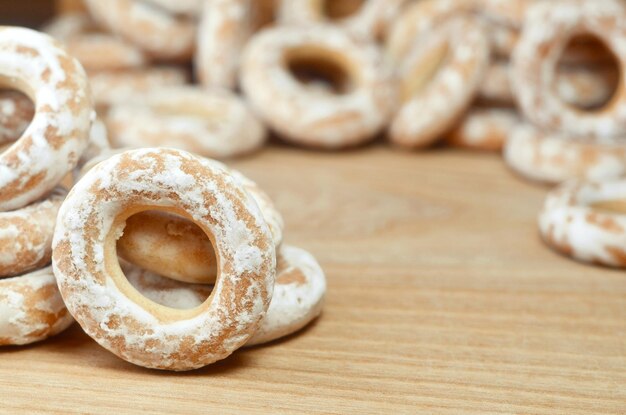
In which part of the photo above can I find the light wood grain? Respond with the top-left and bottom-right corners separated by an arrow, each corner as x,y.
1,145 -> 625,414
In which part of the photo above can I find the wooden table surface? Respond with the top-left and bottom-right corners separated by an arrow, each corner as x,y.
0,145 -> 624,414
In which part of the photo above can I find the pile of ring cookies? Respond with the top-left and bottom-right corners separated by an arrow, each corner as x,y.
37,0 -> 624,159
505,0 -> 626,270
32,0 -> 536,152
2,0 -> 626,368
0,26 -> 326,372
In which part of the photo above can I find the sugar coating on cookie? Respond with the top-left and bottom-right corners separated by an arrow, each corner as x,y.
539,179 -> 626,267
53,148 -> 276,370
505,123 -> 626,184
0,27 -> 93,211
241,24 -> 395,148
0,266 -> 74,346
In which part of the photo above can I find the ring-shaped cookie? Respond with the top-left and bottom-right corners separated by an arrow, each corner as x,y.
389,16 -> 490,148
196,0 -> 278,89
116,165 -> 284,285
52,148 -> 275,371
106,86 -> 266,158
125,244 -> 326,347
43,13 -> 147,72
241,25 -> 395,148
446,108 -> 519,151
83,0 -> 195,60
88,67 -> 188,110
0,188 -> 66,278
279,0 -> 407,41
63,34 -> 147,72
511,0 -> 626,140
0,266 -> 74,346
77,149 -> 283,284
504,123 -> 626,185
0,27 -> 92,211
539,179 -> 626,267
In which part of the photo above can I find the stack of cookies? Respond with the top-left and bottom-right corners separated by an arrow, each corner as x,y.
32,0 -> 624,171
0,25 -> 326,372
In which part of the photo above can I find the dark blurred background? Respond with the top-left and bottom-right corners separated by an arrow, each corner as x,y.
0,0 -> 82,28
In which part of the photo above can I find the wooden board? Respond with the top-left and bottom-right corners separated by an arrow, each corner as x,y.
1,145 -> 625,414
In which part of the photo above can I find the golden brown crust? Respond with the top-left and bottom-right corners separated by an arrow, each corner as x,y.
0,266 -> 74,346
539,179 -> 626,267
241,24 -> 396,148
0,188 -> 66,278
511,0 -> 626,141
0,27 -> 93,211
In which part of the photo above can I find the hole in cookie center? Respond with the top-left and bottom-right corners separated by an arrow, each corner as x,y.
286,49 -> 354,94
555,34 -> 621,111
0,89 -> 35,152
322,0 -> 365,20
590,199 -> 626,215
116,210 -> 216,310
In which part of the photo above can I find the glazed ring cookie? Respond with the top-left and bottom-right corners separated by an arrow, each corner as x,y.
83,0 -> 195,60
511,0 -> 626,140
78,149 -> 283,284
241,25 -> 395,149
446,108 -> 520,152
389,16 -> 489,148
63,34 -> 147,72
0,27 -> 92,211
0,188 -> 65,278
196,0 -> 278,89
52,148 -> 276,371
0,90 -> 34,145
0,266 -> 74,346
539,179 -> 626,267
279,0 -> 407,41
125,244 -> 326,347
106,86 -> 266,158
504,123 -> 626,184
88,67 -> 188,110
117,167 -> 284,285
